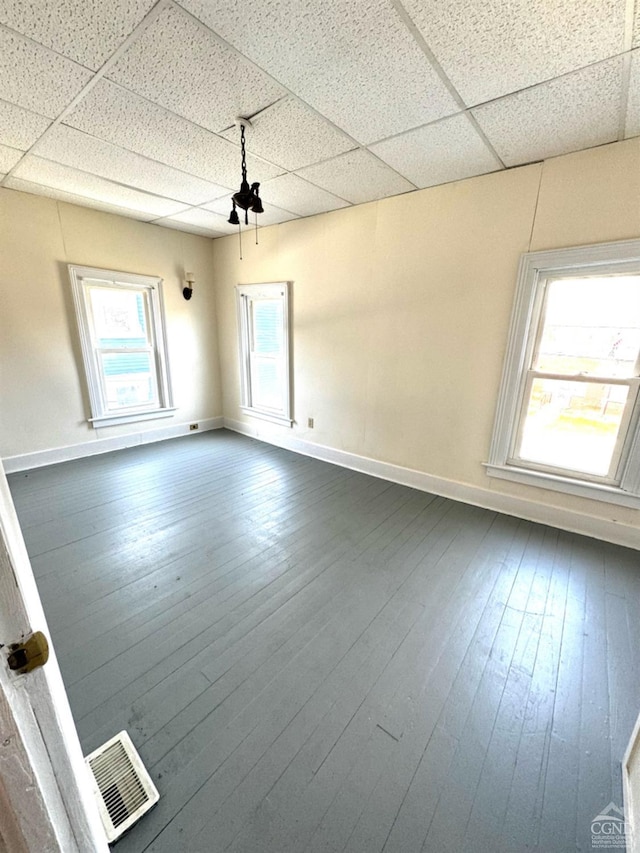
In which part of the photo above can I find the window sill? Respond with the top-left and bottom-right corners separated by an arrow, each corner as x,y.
88,408 -> 177,428
484,463 -> 640,509
240,407 -> 293,428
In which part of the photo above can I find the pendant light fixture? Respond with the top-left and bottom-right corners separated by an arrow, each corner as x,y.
228,117 -> 263,259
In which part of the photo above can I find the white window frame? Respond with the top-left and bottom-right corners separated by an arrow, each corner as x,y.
69,264 -> 175,428
236,282 -> 292,427
486,239 -> 640,508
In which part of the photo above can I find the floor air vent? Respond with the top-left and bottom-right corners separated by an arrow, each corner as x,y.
85,731 -> 159,843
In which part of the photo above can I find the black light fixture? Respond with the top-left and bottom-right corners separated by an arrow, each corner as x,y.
228,118 -> 263,258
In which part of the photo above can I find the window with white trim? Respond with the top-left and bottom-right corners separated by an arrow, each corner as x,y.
69,265 -> 174,428
487,240 -> 640,507
236,282 -> 292,426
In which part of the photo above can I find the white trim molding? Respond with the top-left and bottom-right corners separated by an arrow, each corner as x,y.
485,463 -> 640,509
225,417 -> 640,551
2,418 -> 223,473
68,264 -> 174,427
235,282 -> 293,426
488,238 -> 640,506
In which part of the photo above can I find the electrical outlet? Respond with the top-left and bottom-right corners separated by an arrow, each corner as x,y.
307,418 -> 314,428
189,423 -> 199,431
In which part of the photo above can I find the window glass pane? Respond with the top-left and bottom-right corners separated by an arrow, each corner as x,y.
535,276 -> 640,377
100,352 -> 157,410
253,359 -> 282,410
518,377 -> 629,476
89,286 -> 149,348
251,300 -> 283,354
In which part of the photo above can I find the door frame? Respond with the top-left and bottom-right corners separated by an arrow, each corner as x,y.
0,461 -> 108,852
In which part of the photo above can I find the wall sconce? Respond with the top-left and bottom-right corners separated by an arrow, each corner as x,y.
183,272 -> 195,300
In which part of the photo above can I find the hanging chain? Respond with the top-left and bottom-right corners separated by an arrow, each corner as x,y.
240,124 -> 247,184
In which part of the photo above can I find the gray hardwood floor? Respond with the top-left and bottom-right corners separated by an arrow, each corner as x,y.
8,430 -> 640,852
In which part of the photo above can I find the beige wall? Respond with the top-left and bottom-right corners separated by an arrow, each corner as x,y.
0,189 -> 222,460
212,139 -> 640,540
2,140 -> 639,540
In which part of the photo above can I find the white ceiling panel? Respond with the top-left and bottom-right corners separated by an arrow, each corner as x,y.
220,98 -> 355,171
12,156 -> 188,217
0,98 -> 51,150
0,0 -> 637,232
203,195 -> 299,226
295,149 -> 415,204
0,27 -> 92,118
64,80 -> 283,187
401,0 -> 625,106
36,125 -> 230,205
260,173 -> 351,217
0,0 -> 157,70
107,4 -> 284,134
5,176 -> 154,221
178,0 -> 459,144
627,50 -> 640,138
370,113 -> 499,189
153,207 -> 230,236
150,218 -> 216,238
473,58 -> 623,167
0,144 -> 23,173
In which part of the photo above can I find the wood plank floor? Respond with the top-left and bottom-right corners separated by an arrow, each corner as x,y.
8,430 -> 640,852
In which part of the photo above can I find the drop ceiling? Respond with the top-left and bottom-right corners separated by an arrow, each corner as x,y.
0,0 -> 638,238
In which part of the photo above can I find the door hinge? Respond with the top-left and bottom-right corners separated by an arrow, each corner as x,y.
7,631 -> 49,674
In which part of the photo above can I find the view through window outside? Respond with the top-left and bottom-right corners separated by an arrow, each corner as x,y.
251,298 -> 284,412
89,286 -> 157,411
516,275 -> 640,478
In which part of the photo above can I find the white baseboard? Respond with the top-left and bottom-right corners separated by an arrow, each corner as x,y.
2,417 -> 224,473
225,417 -> 640,551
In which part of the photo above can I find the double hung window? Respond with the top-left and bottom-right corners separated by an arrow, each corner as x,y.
487,240 -> 640,506
236,282 -> 292,426
69,265 -> 174,427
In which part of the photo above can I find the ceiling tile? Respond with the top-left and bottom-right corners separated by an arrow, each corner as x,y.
178,0 -> 459,144
473,58 -> 624,167
220,99 -> 355,171
0,99 -> 51,150
401,0 -> 626,106
5,176 -> 154,221
370,113 -> 499,188
12,156 -> 188,217
627,50 -> 640,139
107,4 -> 284,133
0,27 -> 92,118
634,0 -> 640,48
259,173 -> 350,217
203,195 -> 299,226
0,0 -> 157,70
295,148 -> 414,204
151,218 -> 216,238
153,208 -> 229,236
0,144 -> 23,172
36,125 -> 229,205
65,80 -> 283,187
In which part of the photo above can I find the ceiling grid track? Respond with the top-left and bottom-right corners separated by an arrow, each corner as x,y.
0,0 -> 636,234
